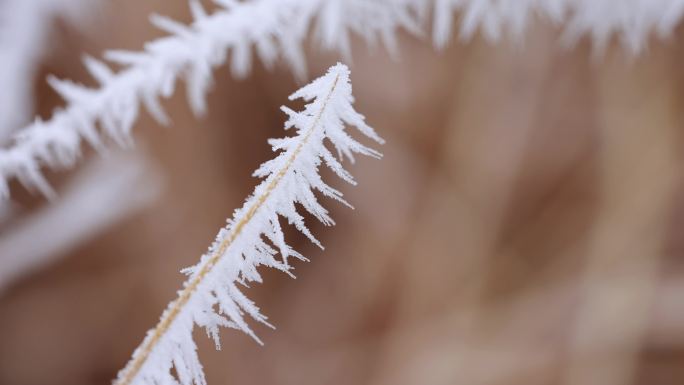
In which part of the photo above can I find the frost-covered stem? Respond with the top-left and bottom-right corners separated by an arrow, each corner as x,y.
0,0 -> 306,198
432,0 -> 684,51
0,0 -> 414,199
115,71 -> 341,385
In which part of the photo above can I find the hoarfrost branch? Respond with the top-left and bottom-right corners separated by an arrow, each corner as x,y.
1,0 -> 683,199
114,63 -> 383,385
0,0 -> 412,199
432,0 -> 684,51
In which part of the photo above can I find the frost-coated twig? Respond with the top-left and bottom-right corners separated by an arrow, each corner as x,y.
3,0 -> 682,200
0,0 -> 413,199
114,63 -> 383,385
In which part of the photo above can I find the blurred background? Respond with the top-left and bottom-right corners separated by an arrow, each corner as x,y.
1,1 -> 683,384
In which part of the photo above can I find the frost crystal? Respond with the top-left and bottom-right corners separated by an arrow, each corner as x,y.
113,63 -> 383,385
0,0 -> 409,199
433,0 -> 684,51
2,0 -> 683,199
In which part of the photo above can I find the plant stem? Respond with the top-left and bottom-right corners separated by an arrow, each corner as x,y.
115,74 -> 340,385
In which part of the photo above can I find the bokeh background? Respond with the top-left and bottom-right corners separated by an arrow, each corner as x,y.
1,1 -> 683,384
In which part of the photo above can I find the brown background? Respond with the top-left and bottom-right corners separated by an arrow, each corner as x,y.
1,1 -> 683,384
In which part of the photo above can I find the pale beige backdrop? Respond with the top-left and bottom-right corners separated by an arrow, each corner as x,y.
0,1 -> 683,385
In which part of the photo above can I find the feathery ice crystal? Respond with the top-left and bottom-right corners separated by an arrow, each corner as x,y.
1,0 -> 683,200
433,0 -> 684,51
114,63 -> 383,385
0,0 -> 411,199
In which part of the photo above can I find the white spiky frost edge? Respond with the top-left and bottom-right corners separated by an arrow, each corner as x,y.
0,0 -> 412,199
433,0 -> 684,51
114,63 -> 383,385
2,0 -> 683,199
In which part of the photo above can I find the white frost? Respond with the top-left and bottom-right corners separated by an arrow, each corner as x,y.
0,0 -> 410,199
3,0 -> 684,199
432,0 -> 684,51
114,63 -> 383,385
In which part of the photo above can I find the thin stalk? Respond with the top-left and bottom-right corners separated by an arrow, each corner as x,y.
114,74 -> 340,385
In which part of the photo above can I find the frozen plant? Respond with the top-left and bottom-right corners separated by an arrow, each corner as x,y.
0,0 -> 414,199
1,0 -> 684,384
432,0 -> 684,51
113,63 -> 383,385
3,0 -> 684,199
